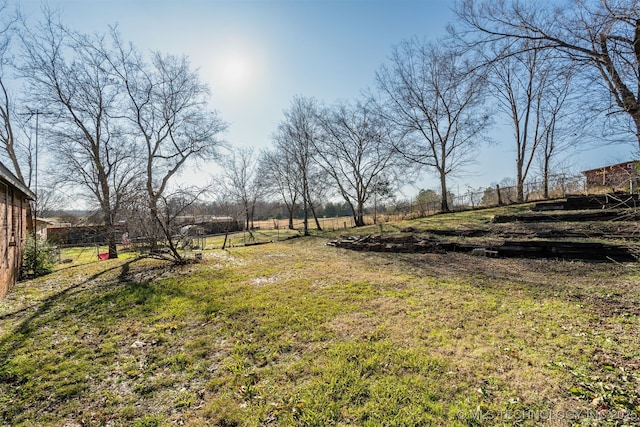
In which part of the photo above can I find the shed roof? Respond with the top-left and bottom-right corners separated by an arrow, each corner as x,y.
581,160 -> 640,175
0,161 -> 36,200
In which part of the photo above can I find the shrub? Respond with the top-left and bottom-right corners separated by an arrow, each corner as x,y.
21,233 -> 57,278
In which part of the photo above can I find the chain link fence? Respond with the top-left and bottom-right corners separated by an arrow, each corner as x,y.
451,174 -> 585,211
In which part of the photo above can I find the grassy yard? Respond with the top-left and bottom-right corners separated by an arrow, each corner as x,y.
0,210 -> 639,426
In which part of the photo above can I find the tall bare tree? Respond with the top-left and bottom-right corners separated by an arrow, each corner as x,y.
258,148 -> 300,230
273,96 -> 324,235
0,1 -> 21,178
376,38 -> 490,212
538,64 -> 577,199
0,1 -> 38,238
20,13 -> 139,258
314,100 -> 404,227
218,146 -> 262,230
110,35 -> 227,262
485,41 -> 575,202
456,0 -> 640,151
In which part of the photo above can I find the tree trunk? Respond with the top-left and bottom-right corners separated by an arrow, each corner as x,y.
250,202 -> 256,229
284,201 -> 296,230
516,158 -> 525,203
287,211 -> 295,230
166,236 -> 182,263
104,212 -> 118,259
542,158 -> 550,199
439,171 -> 450,213
633,111 -> 640,153
352,212 -> 364,227
373,194 -> 377,225
149,196 -> 183,263
302,199 -> 309,236
354,201 -> 365,227
309,200 -> 323,231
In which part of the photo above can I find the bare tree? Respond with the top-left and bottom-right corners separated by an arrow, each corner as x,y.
314,100 -> 404,226
375,38 -> 490,212
218,146 -> 263,230
19,13 -> 139,259
0,0 -> 24,182
32,185 -> 64,217
273,96 -> 324,235
456,0 -> 640,151
110,35 -> 227,263
538,65 -> 577,199
485,41 -> 575,202
258,148 -> 300,230
0,2 -> 39,238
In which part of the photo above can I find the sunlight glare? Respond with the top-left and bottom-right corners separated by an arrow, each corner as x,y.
218,52 -> 254,95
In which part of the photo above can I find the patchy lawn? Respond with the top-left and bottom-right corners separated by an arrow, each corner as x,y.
0,227 -> 639,425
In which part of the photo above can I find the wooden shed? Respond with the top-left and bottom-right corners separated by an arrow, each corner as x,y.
0,162 -> 35,300
581,160 -> 640,192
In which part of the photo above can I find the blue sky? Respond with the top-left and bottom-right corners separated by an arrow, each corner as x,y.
18,0 -> 637,197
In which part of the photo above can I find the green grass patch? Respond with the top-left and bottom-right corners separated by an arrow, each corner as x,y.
0,207 -> 638,425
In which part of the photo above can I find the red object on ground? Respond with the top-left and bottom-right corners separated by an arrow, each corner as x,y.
98,253 -> 109,260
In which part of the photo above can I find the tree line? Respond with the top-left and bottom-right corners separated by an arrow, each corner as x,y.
1,1 -> 639,262
243,0 -> 640,234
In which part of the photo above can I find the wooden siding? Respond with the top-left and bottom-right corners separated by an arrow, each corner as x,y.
582,161 -> 640,190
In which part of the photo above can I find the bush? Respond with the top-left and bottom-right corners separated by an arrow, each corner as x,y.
22,233 -> 58,278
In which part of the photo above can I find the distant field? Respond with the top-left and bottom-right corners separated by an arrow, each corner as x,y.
251,213 -> 411,232
1,205 -> 638,426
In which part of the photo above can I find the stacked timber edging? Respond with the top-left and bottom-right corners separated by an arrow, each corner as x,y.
326,235 -> 446,254
492,209 -> 640,223
495,240 -> 635,261
327,235 -> 637,262
532,194 -> 639,211
498,193 -> 640,222
328,192 -> 639,263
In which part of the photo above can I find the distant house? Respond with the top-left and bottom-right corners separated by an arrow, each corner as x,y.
582,160 -> 640,192
0,162 -> 35,300
35,217 -> 57,240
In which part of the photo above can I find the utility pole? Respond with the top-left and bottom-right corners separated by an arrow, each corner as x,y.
22,109 -> 48,274
33,111 -> 39,274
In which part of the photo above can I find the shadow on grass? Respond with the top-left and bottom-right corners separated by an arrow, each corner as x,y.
1,257 -> 137,322
0,256 -> 195,361
0,256 -> 221,423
